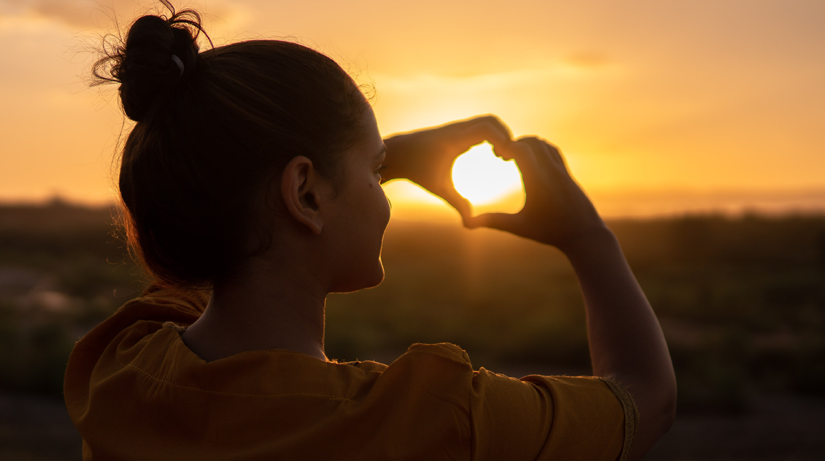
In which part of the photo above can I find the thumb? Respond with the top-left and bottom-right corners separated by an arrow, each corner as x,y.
439,188 -> 473,221
464,212 -> 518,232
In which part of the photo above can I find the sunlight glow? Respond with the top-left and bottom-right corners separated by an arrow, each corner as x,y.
451,143 -> 523,206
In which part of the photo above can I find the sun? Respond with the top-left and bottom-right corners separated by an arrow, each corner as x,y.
451,142 -> 524,207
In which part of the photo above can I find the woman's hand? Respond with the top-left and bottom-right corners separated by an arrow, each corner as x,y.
382,115 -> 514,222
465,137 -> 607,252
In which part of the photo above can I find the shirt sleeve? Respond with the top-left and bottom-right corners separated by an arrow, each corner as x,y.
470,369 -> 638,461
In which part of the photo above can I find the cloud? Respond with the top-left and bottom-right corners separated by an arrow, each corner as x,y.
1,0 -> 109,29
1,0 -> 248,33
563,51 -> 610,69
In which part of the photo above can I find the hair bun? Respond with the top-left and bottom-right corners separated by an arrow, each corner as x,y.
93,5 -> 204,122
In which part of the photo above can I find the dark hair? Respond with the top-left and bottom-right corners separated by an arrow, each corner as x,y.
95,2 -> 370,289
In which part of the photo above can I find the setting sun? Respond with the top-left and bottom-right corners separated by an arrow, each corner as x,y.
451,143 -> 523,206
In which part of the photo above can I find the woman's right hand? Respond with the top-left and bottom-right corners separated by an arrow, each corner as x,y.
465,137 -> 608,252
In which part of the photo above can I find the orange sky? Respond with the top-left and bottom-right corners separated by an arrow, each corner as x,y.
1,0 -> 824,218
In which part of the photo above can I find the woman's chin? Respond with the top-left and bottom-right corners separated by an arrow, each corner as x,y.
331,263 -> 385,293
367,265 -> 386,288
362,263 -> 386,289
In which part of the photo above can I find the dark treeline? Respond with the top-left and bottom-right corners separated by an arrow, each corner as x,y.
0,201 -> 823,414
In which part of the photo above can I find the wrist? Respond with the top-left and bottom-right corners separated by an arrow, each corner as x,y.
558,224 -> 619,265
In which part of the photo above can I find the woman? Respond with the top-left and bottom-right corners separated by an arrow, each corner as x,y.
64,4 -> 676,460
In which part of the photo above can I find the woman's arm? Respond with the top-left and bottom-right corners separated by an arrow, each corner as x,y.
565,229 -> 676,460
381,119 -> 676,458
466,138 -> 677,461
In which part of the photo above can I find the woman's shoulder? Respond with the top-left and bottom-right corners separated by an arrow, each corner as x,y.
135,282 -> 209,315
401,342 -> 472,365
66,328 -> 479,459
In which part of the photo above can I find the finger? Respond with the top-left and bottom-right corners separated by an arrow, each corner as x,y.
508,139 -> 542,185
450,116 -> 514,154
492,140 -> 521,161
447,114 -> 513,140
516,137 -> 554,169
546,142 -> 569,169
464,212 -> 517,232
535,139 -> 567,168
439,186 -> 473,220
517,136 -> 566,169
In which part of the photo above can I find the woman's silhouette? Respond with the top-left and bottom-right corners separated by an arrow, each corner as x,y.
64,3 -> 676,460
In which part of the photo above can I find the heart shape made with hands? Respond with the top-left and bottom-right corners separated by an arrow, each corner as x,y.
451,142 -> 525,215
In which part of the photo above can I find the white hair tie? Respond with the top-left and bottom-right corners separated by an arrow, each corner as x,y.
171,54 -> 184,77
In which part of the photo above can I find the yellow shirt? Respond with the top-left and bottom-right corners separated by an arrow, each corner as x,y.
64,285 -> 638,460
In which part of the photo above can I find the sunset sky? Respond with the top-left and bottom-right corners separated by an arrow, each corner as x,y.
1,0 -> 823,219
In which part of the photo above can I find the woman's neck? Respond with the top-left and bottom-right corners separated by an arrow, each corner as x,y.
181,261 -> 329,362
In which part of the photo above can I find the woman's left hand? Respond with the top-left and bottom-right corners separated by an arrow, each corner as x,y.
382,115 -> 515,222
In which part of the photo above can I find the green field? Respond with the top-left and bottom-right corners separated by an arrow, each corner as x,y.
1,200 -> 824,415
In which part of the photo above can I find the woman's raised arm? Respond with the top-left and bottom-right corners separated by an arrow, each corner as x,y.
383,120 -> 676,458
466,137 -> 677,461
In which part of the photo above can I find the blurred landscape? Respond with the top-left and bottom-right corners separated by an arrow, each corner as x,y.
1,200 -> 824,460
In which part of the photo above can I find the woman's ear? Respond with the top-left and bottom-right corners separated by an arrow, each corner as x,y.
281,156 -> 324,235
